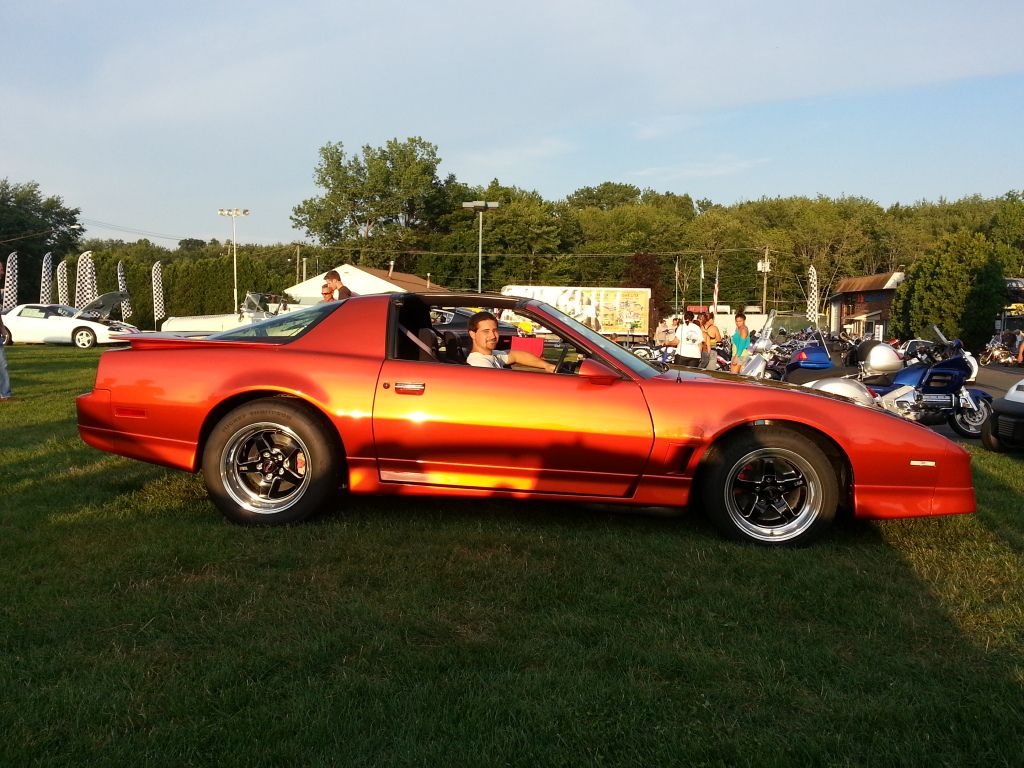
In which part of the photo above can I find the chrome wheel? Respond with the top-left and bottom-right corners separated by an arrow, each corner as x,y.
722,447 -> 823,542
948,398 -> 992,438
702,430 -> 838,545
220,421 -> 311,515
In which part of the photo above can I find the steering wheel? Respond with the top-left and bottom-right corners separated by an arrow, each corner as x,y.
552,345 -> 569,373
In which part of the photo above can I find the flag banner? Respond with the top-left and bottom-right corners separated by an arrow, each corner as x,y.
117,261 -> 133,319
711,262 -> 720,311
39,252 -> 53,304
152,262 -> 166,323
57,260 -> 69,305
74,251 -> 98,308
700,258 -> 705,282
2,252 -> 18,311
807,265 -> 819,322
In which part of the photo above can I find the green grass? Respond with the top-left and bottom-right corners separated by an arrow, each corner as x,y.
1,345 -> 1022,767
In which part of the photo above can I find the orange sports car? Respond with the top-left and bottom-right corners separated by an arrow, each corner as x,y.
76,292 -> 976,546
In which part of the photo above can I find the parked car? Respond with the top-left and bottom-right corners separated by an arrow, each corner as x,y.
2,292 -> 137,349
981,378 -> 1024,452
76,292 -> 976,546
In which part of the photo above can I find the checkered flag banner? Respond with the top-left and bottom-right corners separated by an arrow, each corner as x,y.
39,252 -> 53,304
56,260 -> 69,305
117,261 -> 133,319
74,251 -> 98,308
152,261 -> 166,322
2,252 -> 17,311
806,265 -> 819,323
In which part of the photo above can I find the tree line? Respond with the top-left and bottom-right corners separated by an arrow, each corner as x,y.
3,138 -> 1023,348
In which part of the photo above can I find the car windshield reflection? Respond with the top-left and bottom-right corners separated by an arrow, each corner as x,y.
210,303 -> 335,342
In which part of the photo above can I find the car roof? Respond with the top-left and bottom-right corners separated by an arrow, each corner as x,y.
390,292 -> 532,311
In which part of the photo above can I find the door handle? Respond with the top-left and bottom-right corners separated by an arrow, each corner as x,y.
394,382 -> 426,395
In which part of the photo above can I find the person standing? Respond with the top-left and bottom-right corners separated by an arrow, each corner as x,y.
0,264 -> 11,400
729,312 -> 752,373
701,312 -> 723,369
324,270 -> 352,300
674,311 -> 703,367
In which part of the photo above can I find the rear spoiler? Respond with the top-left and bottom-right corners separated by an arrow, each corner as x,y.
111,332 -> 274,351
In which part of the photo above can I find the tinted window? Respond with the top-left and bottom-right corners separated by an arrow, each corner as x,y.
210,303 -> 335,343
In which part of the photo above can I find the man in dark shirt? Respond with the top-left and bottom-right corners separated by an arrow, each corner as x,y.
324,270 -> 352,300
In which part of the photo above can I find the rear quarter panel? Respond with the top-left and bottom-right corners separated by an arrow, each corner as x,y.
79,297 -> 389,471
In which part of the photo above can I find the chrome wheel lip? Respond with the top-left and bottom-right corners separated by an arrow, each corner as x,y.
722,446 -> 821,543
219,421 -> 311,515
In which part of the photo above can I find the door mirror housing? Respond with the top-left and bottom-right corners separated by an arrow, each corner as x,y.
578,358 -> 620,384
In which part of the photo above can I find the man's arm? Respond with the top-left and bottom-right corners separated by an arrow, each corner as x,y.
506,350 -> 556,372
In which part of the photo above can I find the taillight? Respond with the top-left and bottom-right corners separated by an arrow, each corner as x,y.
793,350 -> 808,362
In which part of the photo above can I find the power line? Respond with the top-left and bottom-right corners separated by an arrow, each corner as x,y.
79,218 -> 192,243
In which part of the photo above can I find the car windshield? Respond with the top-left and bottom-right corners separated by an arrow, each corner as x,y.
209,303 -> 335,342
534,301 -> 662,378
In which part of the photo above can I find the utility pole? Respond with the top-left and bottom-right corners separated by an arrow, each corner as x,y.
758,245 -> 771,312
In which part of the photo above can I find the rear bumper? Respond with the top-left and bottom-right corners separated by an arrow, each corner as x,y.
77,389 -> 197,471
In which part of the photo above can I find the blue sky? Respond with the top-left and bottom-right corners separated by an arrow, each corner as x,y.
3,0 -> 1023,246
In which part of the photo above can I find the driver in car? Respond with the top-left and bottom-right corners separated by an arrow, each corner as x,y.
467,311 -> 556,372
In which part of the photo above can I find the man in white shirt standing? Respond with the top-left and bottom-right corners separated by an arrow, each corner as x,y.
466,311 -> 556,372
674,311 -> 703,367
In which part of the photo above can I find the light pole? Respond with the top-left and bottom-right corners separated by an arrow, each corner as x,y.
218,208 -> 250,311
462,201 -> 500,292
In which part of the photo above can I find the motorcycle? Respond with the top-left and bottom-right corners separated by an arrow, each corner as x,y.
852,326 -> 992,438
742,316 -> 992,437
979,337 -> 1017,367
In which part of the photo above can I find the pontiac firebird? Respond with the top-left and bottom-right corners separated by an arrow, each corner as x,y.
76,292 -> 976,546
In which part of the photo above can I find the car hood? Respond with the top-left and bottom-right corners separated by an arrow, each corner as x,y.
652,365 -> 876,407
74,291 -> 129,320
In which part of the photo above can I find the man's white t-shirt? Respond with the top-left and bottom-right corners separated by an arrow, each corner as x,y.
676,322 -> 703,358
467,351 -> 509,368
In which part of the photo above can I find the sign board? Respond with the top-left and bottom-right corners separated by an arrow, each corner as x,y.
501,285 -> 651,336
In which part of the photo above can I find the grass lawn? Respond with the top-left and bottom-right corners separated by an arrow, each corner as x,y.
1,345 -> 1022,767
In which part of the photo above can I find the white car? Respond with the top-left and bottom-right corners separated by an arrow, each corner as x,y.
1,292 -> 138,349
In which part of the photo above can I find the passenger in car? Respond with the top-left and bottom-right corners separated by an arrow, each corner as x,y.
466,311 -> 555,372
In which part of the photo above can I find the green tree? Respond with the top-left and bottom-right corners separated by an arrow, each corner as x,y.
566,182 -> 641,210
890,231 -> 1006,350
0,179 -> 82,303
291,137 -> 442,265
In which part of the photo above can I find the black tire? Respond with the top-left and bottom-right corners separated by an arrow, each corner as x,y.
701,429 -> 838,546
73,327 -> 97,349
202,398 -> 341,525
947,397 -> 992,439
1,327 -> 11,346
981,413 -> 1004,452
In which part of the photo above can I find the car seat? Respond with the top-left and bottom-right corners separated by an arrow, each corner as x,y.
441,331 -> 468,364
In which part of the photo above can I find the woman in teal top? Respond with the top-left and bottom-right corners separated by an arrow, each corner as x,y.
730,313 -> 751,373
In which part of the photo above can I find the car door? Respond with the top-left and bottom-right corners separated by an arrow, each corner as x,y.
372,358 -> 655,497
14,306 -> 50,343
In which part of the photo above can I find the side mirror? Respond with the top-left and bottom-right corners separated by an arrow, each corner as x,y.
578,358 -> 620,385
